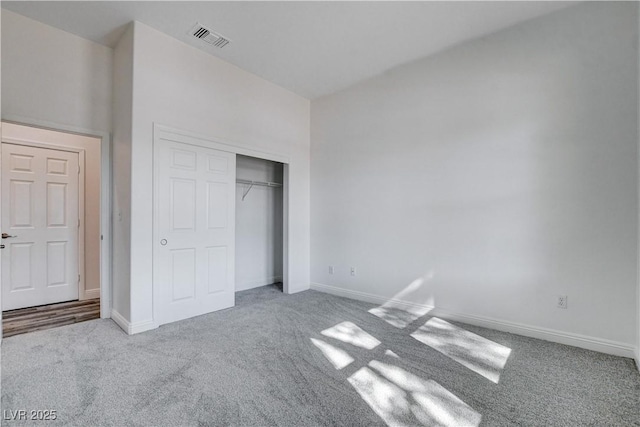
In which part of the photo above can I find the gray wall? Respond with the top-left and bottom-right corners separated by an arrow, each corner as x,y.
311,2 -> 639,347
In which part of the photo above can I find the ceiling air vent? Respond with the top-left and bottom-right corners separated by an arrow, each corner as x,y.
189,23 -> 230,48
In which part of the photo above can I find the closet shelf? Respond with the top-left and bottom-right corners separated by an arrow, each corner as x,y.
237,178 -> 282,200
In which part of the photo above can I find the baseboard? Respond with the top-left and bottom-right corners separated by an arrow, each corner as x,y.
129,319 -> 157,334
111,309 -> 157,335
110,309 -> 130,334
286,285 -> 310,294
635,349 -> 640,372
312,283 -> 408,307
80,288 -> 101,300
235,276 -> 283,292
311,283 -> 636,359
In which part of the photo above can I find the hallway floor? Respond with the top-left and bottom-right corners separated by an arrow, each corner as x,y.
2,299 -> 100,338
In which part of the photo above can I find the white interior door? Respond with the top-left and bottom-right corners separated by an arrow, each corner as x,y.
155,139 -> 236,325
1,143 -> 79,311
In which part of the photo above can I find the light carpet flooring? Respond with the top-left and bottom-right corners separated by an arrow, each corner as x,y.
2,285 -> 639,426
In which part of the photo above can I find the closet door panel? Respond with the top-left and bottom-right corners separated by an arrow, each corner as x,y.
155,140 -> 235,325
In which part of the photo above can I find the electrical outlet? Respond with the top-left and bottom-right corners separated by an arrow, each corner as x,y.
350,267 -> 356,276
328,266 -> 334,275
557,295 -> 568,309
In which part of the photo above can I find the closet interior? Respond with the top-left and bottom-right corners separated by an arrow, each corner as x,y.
235,155 -> 284,293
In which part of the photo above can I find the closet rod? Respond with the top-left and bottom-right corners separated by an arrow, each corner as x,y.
236,178 -> 282,188
237,178 -> 282,201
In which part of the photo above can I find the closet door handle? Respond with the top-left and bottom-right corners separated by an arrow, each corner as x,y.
160,239 -> 168,246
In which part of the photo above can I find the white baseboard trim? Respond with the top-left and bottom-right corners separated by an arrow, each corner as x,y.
111,309 -> 157,335
110,309 -> 130,334
235,276 -> 283,292
130,319 -> 157,334
311,283 -> 636,359
285,282 -> 311,294
80,288 -> 101,300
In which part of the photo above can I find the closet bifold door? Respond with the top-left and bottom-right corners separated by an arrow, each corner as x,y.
154,139 -> 236,326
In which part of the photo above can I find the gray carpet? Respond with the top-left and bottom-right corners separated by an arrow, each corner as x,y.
2,285 -> 639,426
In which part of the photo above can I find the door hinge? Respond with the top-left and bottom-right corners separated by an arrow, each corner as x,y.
78,219 -> 81,228
78,274 -> 81,284
78,165 -> 81,174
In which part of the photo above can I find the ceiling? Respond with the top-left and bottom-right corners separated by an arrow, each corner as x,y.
2,1 -> 576,99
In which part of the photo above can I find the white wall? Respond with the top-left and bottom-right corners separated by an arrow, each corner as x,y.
1,10 -> 110,301
1,6 -> 4,335
1,10 -> 112,134
111,24 -> 134,321
236,155 -> 283,291
637,2 -> 640,369
123,22 -> 310,326
311,2 -> 639,351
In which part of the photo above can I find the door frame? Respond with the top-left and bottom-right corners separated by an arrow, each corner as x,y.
1,117 -> 112,322
153,124 -> 291,327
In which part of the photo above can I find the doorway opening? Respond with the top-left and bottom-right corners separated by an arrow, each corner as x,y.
1,122 -> 106,337
235,155 -> 284,301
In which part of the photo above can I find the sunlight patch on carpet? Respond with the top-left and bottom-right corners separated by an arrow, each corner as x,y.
310,338 -> 354,370
411,317 -> 511,383
348,360 -> 481,427
321,321 -> 381,350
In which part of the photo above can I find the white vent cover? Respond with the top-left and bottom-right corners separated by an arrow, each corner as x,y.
189,23 -> 230,48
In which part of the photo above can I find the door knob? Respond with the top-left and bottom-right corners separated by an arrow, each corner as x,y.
2,233 -> 16,239
0,245 -> 5,249
160,239 -> 167,246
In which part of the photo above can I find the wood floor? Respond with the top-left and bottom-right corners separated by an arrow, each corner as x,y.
2,299 -> 100,338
